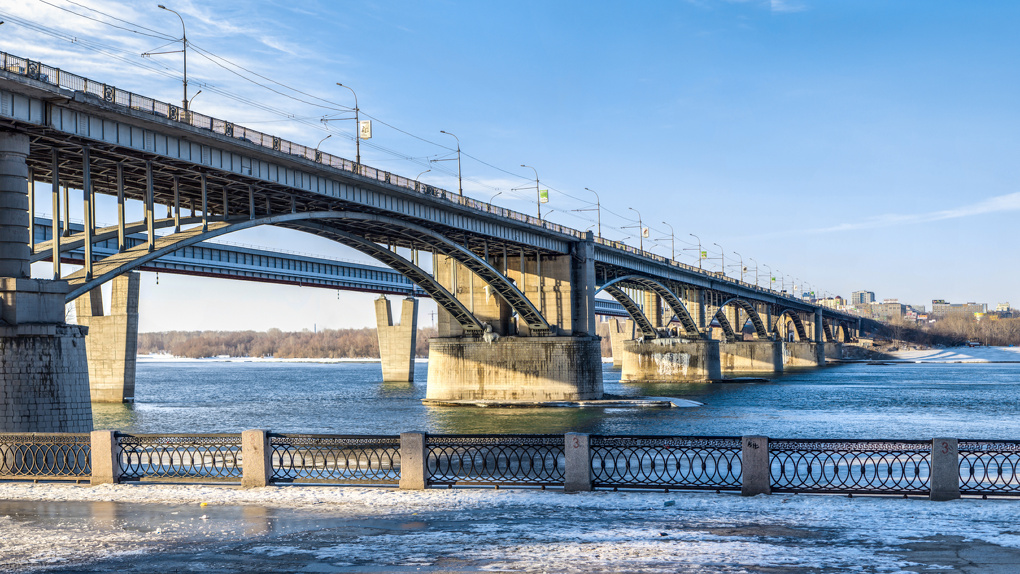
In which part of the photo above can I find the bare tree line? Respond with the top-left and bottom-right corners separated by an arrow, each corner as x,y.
138,327 -> 438,359
876,316 -> 1020,347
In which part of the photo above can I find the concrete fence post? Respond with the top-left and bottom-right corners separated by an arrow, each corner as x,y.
741,435 -> 771,496
241,429 -> 272,489
89,430 -> 120,485
930,437 -> 960,501
564,432 -> 592,492
399,432 -> 428,490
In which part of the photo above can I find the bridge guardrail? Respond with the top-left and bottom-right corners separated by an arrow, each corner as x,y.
0,431 -> 1013,499
0,52 -> 861,318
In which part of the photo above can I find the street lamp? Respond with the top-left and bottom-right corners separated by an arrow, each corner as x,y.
689,233 -> 702,269
763,264 -> 773,290
520,164 -> 541,219
661,221 -> 675,260
490,191 -> 502,204
749,257 -> 759,287
733,251 -> 744,283
414,169 -> 430,182
157,5 -> 188,112
335,83 -> 360,166
713,243 -> 724,276
187,89 -> 201,110
627,207 -> 644,252
579,187 -> 603,238
437,131 -> 462,195
776,270 -> 785,292
315,134 -> 332,150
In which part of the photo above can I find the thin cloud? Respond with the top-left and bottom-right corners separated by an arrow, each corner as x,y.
803,192 -> 1020,235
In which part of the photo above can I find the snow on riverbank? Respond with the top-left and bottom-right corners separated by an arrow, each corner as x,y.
889,346 -> 1020,363
4,482 -> 1020,573
135,353 -> 387,364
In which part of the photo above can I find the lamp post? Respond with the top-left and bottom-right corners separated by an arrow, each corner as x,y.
315,134 -> 332,150
438,131 -> 462,195
580,187 -> 603,238
157,5 -> 188,112
689,233 -> 702,269
335,83 -> 360,166
660,221 -> 675,260
490,191 -> 502,204
187,89 -> 201,110
414,169 -> 430,182
763,264 -> 773,290
749,257 -> 759,287
733,251 -> 744,283
713,242 -> 724,276
520,164 -> 541,219
776,270 -> 785,292
627,207 -> 644,252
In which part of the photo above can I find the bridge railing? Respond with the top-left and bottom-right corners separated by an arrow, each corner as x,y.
0,431 -> 1009,498
1,50 -> 854,318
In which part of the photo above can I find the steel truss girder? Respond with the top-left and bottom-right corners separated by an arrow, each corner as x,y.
600,284 -> 659,339
715,297 -> 771,341
596,275 -> 705,340
61,211 -> 546,333
775,309 -> 809,341
30,216 -> 202,263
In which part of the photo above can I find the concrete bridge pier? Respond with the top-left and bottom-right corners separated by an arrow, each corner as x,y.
0,130 -> 92,432
620,338 -> 721,383
719,340 -> 784,376
605,318 -> 632,368
426,238 -> 604,402
783,342 -> 826,368
374,296 -> 418,382
74,272 -> 140,402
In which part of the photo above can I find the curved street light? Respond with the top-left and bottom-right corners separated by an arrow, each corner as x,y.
414,169 -> 430,183
763,264 -> 773,290
490,191 -> 502,204
733,251 -> 744,283
661,221 -> 675,261
582,187 -> 602,238
689,233 -> 702,269
157,5 -> 188,112
749,257 -> 759,287
628,207 -> 644,252
438,131 -> 462,195
520,164 -> 541,219
335,83 -> 360,166
315,134 -> 332,150
713,242 -> 725,276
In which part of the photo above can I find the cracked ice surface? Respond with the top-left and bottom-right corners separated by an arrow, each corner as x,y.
3,483 -> 1020,572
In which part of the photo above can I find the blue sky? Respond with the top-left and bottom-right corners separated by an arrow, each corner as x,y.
3,0 -> 1018,330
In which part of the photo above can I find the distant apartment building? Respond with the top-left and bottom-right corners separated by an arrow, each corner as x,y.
851,291 -> 876,305
871,301 -> 906,322
931,299 -> 988,318
817,296 -> 845,310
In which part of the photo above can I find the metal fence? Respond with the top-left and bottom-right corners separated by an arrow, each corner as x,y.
0,433 -> 91,480
769,439 -> 931,495
590,436 -> 742,490
0,50 -> 831,313
269,434 -> 400,484
427,434 -> 565,487
959,440 -> 1020,497
3,431 -> 1020,498
117,433 -> 243,482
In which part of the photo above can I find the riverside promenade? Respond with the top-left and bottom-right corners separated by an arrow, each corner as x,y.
3,482 -> 1020,573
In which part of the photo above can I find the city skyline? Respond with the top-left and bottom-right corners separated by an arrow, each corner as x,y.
3,0 -> 1017,331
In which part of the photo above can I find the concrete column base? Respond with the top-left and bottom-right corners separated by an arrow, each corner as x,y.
425,336 -> 604,401
0,323 -> 92,432
783,342 -> 826,368
620,338 -> 721,383
606,319 -> 631,369
75,273 -> 140,403
719,340 -> 783,376
375,296 -> 418,382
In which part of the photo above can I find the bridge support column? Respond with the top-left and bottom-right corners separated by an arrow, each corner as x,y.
425,335 -> 603,402
0,130 -> 92,432
606,318 -> 632,368
375,296 -> 418,382
644,291 -> 663,330
74,272 -> 140,402
783,341 -> 825,368
719,341 -> 784,376
621,338 -> 721,383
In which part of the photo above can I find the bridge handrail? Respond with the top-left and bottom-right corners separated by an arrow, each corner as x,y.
1,51 -> 858,320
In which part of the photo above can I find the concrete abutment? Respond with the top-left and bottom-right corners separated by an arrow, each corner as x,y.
375,296 -> 418,382
620,338 -> 721,383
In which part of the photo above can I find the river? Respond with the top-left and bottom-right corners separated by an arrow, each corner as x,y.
92,356 -> 1020,439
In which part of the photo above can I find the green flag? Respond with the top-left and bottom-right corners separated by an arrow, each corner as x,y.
539,189 -> 549,203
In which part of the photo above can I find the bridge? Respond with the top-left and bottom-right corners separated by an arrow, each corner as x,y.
0,51 -> 859,432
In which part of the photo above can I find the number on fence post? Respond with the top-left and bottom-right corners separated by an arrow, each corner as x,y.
564,433 -> 592,492
930,438 -> 960,501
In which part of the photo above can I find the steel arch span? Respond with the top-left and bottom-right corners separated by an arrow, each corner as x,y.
714,297 -> 771,341
61,210 -> 552,333
774,308 -> 809,341
596,275 -> 705,340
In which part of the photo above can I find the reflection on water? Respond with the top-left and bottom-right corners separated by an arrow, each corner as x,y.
108,359 -> 1020,439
